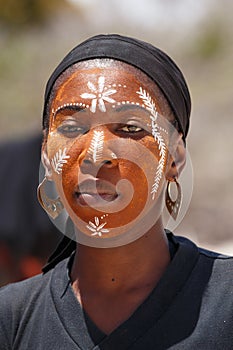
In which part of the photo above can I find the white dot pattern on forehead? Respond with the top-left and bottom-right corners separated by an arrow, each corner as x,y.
106,84 -> 127,89
52,102 -> 89,120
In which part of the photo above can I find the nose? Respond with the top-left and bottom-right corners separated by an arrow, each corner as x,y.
79,129 -> 117,170
81,156 -> 116,168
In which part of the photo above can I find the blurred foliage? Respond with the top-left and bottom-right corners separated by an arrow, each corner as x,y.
191,20 -> 227,59
0,0 -> 66,29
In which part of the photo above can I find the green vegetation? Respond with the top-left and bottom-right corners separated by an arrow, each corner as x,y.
0,0 -> 64,28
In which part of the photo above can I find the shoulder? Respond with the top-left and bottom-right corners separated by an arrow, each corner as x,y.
0,272 -> 51,348
0,271 -> 50,300
173,233 -> 233,259
0,271 -> 52,323
0,256 -> 69,312
0,256 -> 69,318
197,245 -> 233,286
0,271 -> 52,322
0,258 -> 69,348
173,233 -> 233,282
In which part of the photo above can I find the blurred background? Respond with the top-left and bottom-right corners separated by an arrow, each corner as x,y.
0,0 -> 232,285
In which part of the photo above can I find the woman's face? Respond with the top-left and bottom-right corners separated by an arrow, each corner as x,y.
43,62 -> 176,247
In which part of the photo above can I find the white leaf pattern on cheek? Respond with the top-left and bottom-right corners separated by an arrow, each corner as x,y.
51,148 -> 70,174
80,76 -> 117,113
136,87 -> 167,199
150,114 -> 167,199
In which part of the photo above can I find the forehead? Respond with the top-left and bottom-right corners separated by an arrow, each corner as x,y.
63,59 -> 156,87
51,61 -> 160,109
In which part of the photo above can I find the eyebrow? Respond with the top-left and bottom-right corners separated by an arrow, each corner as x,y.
114,103 -> 150,114
53,104 -> 86,120
53,102 -> 152,122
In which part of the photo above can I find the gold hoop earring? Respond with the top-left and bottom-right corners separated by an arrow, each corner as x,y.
37,177 -> 63,219
165,178 -> 182,220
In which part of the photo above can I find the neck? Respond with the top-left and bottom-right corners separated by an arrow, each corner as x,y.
70,220 -> 170,294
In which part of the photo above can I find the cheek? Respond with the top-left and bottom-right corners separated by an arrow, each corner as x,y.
47,133 -> 167,232
55,141 -> 83,195
46,133 -> 68,162
140,135 -> 161,158
118,159 -> 151,194
46,132 -> 83,177
60,166 -> 78,207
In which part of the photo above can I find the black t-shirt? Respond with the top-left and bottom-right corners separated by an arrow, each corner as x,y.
1,233 -> 233,349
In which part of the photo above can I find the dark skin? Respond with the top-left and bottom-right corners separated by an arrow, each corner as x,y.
43,61 -> 186,334
70,219 -> 170,334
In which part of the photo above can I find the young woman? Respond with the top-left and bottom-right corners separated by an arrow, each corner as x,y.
0,34 -> 232,350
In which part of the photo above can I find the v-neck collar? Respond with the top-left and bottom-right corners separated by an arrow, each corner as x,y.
50,233 -> 199,349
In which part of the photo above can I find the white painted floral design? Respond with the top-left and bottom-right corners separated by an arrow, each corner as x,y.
80,76 -> 117,113
87,130 -> 104,163
136,87 -> 167,200
86,216 -> 110,237
51,148 -> 70,175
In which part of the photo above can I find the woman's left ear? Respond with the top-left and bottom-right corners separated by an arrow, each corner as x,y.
166,133 -> 186,180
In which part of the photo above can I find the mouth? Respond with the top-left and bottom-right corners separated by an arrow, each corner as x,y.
74,179 -> 118,206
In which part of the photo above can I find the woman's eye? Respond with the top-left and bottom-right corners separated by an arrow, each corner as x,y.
57,124 -> 87,137
119,125 -> 143,133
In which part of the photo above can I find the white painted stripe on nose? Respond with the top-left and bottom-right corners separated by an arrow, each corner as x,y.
87,130 -> 104,163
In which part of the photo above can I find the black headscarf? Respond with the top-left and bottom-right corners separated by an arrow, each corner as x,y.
42,34 -> 191,272
43,34 -> 191,138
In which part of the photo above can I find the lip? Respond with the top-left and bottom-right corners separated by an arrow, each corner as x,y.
75,179 -> 118,206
